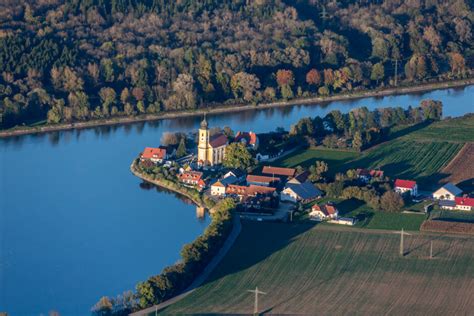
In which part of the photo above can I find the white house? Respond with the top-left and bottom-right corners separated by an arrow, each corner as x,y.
281,181 -> 322,203
328,217 -> 356,226
433,183 -> 462,200
394,179 -> 418,196
210,175 -> 239,196
141,147 -> 167,163
454,197 -> 474,211
310,203 -> 338,220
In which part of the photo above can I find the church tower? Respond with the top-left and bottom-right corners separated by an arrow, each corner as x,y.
197,115 -> 210,166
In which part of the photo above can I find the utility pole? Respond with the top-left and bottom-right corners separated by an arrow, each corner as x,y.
430,240 -> 433,259
248,287 -> 266,315
400,228 -> 404,256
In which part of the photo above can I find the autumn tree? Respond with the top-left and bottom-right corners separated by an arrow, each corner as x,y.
230,72 -> 261,102
380,191 -> 405,212
276,69 -> 294,100
370,62 -> 385,85
448,53 -> 466,77
306,69 -> 321,90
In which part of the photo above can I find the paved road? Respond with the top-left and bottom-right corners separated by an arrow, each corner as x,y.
130,216 -> 242,316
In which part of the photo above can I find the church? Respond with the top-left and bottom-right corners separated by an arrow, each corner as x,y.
197,116 -> 228,167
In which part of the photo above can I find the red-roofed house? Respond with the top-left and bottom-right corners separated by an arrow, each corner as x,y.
356,168 -> 385,182
394,179 -> 418,196
246,174 -> 280,187
178,171 -> 206,190
226,184 -> 276,200
235,131 -> 259,149
454,197 -> 474,211
310,204 -> 339,220
141,147 -> 167,163
262,166 -> 296,178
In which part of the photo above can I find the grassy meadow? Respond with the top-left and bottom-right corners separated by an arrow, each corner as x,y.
160,222 -> 474,315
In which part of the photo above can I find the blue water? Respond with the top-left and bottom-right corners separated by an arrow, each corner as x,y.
0,85 -> 473,315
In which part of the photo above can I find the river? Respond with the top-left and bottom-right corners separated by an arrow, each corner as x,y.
0,85 -> 473,315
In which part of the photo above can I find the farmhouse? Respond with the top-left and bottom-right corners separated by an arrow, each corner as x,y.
394,179 -> 418,196
210,175 -> 239,196
281,181 -> 322,203
356,168 -> 384,182
226,184 -> 276,201
178,171 -> 206,190
262,166 -> 296,178
433,183 -> 462,200
235,131 -> 259,149
310,203 -> 338,220
141,147 -> 167,163
246,175 -> 280,187
197,116 -> 228,167
454,197 -> 474,211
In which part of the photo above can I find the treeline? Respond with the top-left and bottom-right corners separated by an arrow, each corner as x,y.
0,0 -> 472,129
289,99 -> 443,151
92,185 -> 235,315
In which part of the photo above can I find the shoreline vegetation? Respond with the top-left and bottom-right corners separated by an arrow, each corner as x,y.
93,160 -> 237,314
2,78 -> 473,138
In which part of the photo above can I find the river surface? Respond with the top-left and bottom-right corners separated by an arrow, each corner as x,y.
0,86 -> 473,315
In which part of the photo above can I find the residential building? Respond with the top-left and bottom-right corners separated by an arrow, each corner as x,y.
433,183 -> 463,200
235,131 -> 259,149
226,184 -> 276,200
262,166 -> 296,178
310,203 -> 338,220
197,116 -> 228,167
246,174 -> 279,187
328,217 -> 356,226
281,181 -> 322,203
223,169 -> 245,181
287,171 -> 310,185
356,168 -> 384,182
210,175 -> 239,196
141,147 -> 167,163
178,171 -> 206,190
394,179 -> 418,196
454,197 -> 474,211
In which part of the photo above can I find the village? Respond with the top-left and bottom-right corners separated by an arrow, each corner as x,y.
137,116 -> 474,226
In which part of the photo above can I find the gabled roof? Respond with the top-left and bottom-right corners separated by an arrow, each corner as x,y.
262,166 -> 296,177
212,181 -> 225,187
142,147 -> 166,159
247,185 -> 276,196
179,171 -> 203,182
312,203 -> 338,216
436,183 -> 463,196
209,133 -> 228,148
246,174 -> 279,184
285,181 -> 322,200
455,197 -> 474,207
394,179 -> 417,189
356,168 -> 384,178
288,171 -> 310,184
235,131 -> 258,145
224,169 -> 244,179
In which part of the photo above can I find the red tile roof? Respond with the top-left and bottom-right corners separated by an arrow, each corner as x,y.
235,131 -> 258,145
226,184 -> 275,196
246,174 -> 279,184
262,166 -> 296,177
142,147 -> 166,160
209,133 -> 228,148
394,179 -> 417,189
455,197 -> 474,207
179,171 -> 203,182
357,168 -> 384,178
312,203 -> 338,216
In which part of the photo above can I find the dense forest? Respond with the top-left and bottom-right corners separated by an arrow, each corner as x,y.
0,0 -> 472,129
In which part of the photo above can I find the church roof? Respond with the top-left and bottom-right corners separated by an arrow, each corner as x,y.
209,133 -> 228,148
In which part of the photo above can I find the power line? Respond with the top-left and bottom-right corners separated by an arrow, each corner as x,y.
248,287 -> 266,315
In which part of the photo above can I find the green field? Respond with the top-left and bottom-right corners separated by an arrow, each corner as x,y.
273,148 -> 359,175
161,222 -> 474,315
346,139 -> 463,186
273,117 -> 473,187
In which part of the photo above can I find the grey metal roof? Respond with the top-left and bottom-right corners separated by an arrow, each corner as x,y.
439,183 -> 463,196
285,181 -> 322,200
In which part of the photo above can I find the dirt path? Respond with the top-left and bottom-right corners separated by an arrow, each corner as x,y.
1,78 -> 473,138
129,216 -> 242,316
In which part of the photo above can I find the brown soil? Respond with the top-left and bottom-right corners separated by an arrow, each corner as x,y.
442,143 -> 474,185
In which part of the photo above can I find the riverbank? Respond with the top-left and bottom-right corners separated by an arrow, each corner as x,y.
1,78 -> 473,138
130,160 -> 208,209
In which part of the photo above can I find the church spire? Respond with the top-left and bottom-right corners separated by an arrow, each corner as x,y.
200,113 -> 208,129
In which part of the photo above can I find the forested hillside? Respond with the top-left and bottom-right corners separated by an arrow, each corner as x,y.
0,0 -> 472,128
